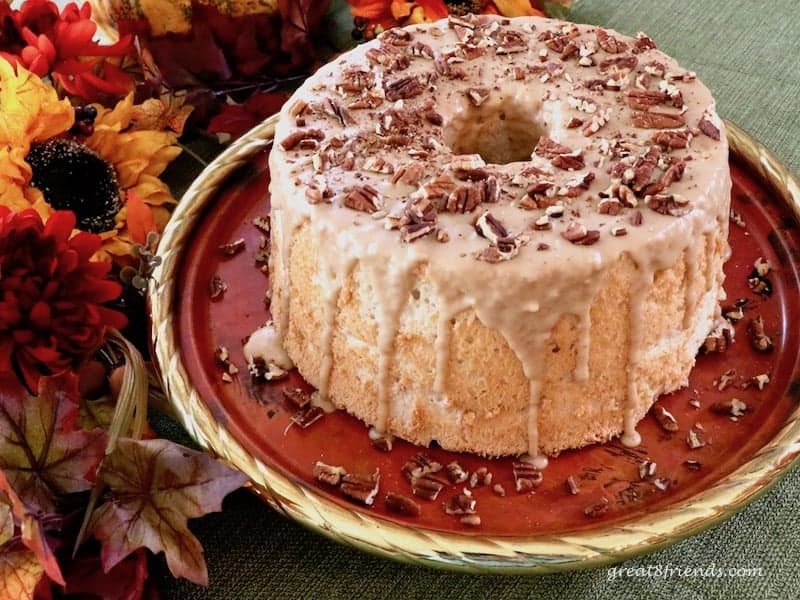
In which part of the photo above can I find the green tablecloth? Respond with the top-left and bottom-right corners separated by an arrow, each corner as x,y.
155,1 -> 800,597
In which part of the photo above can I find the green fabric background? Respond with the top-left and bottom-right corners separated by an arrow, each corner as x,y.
154,1 -> 800,598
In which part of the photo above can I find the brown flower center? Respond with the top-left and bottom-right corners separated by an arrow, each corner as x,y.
27,139 -> 122,234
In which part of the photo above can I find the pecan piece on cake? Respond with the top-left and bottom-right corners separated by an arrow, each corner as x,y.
343,185 -> 382,213
631,111 -> 686,129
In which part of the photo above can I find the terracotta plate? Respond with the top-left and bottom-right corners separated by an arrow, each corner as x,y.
150,117 -> 800,572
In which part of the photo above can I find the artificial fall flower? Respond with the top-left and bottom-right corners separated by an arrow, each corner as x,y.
0,60 -> 181,264
349,0 -> 555,36
0,0 -> 134,102
349,0 -> 449,37
0,206 -> 127,391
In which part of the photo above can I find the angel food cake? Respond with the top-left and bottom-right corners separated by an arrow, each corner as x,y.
267,14 -> 730,460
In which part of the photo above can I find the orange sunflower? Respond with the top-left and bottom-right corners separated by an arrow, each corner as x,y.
0,60 -> 181,264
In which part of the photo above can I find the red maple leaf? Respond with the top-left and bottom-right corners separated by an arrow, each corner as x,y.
279,0 -> 331,71
88,438 -> 247,585
207,91 -> 288,140
63,548 -> 150,600
0,372 -> 108,586
0,372 -> 108,514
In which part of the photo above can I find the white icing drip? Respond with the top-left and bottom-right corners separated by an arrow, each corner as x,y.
367,255 -> 421,432
432,292 -> 471,397
573,308 -> 592,382
243,323 -> 294,370
683,239 -> 700,329
315,236 -> 357,404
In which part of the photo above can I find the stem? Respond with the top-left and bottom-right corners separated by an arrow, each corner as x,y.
178,141 -> 210,168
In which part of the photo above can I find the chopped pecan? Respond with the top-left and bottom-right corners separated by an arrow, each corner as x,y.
534,136 -> 573,159
341,470 -> 380,506
419,174 -> 456,201
445,177 -> 499,212
645,193 -> 690,216
280,129 -> 325,151
384,76 -> 424,101
629,210 -> 643,226
324,97 -> 355,127
313,461 -> 346,486
661,161 -> 686,186
348,91 -> 384,110
424,108 -> 443,126
596,28 -> 627,53
400,197 -> 438,242
209,275 -> 227,300
466,87 -> 490,107
599,55 -> 637,72
411,473 -> 447,501
711,398 -> 748,417
468,466 -> 492,488
385,492 -> 421,516
634,32 -> 657,53
598,198 -> 622,215
686,427 -> 707,449
366,44 -> 410,72
626,89 -> 668,110
475,234 -> 528,263
443,492 -> 477,515
631,111 -> 686,129
450,154 -> 486,179
561,221 -> 600,245
584,497 -> 609,518
338,68 -> 375,93
513,461 -> 543,493
567,117 -> 584,128
283,388 -> 311,409
566,475 -> 580,495
434,54 -> 466,79
445,461 -> 469,484
392,163 -> 425,186
651,403 -> 679,432
343,185 -> 382,213
631,146 -> 660,192
748,316 -> 773,352
698,115 -> 721,140
409,41 -> 434,58
402,453 -> 443,482
684,459 -> 701,471
474,211 -> 509,244
551,151 -> 585,171
380,28 -> 412,46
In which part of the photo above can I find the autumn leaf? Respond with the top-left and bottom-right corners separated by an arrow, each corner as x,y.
0,494 -> 12,547
0,545 -> 45,600
279,0 -> 332,69
89,438 -> 247,585
64,548 -> 149,600
0,470 -> 63,586
0,373 -> 108,514
207,91 -> 288,141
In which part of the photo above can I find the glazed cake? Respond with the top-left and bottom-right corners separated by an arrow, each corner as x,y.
267,14 -> 730,461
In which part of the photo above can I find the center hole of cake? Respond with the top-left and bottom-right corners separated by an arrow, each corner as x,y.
444,99 -> 546,165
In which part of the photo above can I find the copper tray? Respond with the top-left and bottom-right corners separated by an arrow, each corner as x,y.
149,116 -> 800,572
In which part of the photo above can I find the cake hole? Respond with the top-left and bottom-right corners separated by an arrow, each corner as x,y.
443,97 -> 547,165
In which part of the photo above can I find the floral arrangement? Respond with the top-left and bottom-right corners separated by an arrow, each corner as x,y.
0,0 -> 572,596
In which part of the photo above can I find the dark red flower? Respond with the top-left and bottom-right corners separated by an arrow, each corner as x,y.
1,0 -> 134,102
0,207 -> 127,391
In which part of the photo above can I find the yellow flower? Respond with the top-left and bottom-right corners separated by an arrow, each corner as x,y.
0,61 -> 182,263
